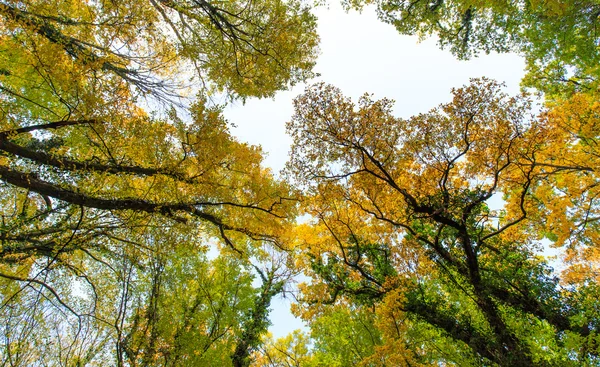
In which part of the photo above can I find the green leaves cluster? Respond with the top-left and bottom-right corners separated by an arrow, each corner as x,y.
348,0 -> 600,96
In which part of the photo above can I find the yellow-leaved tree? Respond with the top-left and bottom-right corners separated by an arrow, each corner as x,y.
0,0 -> 318,365
284,79 -> 600,366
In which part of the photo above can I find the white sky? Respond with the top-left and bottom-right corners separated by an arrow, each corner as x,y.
223,2 -> 526,339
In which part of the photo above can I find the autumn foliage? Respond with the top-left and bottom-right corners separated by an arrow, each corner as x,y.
0,0 -> 599,366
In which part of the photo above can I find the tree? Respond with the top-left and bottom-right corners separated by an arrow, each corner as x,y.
0,0 -> 316,276
232,262 -> 287,367
343,0 -> 600,96
286,78 -> 600,366
0,222 -> 286,366
121,251 -> 257,367
0,0 -> 317,364
0,98 -> 299,365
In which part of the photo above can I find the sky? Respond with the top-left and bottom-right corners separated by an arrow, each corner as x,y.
223,2 -> 526,339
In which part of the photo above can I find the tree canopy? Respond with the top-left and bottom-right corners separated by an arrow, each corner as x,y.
0,0 -> 315,365
1,0 -> 600,366
285,78 -> 600,365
